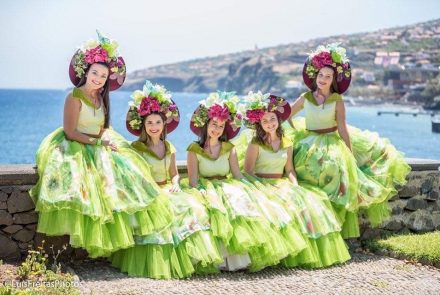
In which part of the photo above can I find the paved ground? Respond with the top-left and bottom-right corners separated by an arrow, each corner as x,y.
72,253 -> 440,295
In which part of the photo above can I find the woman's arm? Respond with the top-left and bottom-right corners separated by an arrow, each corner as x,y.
288,96 -> 305,121
285,146 -> 298,185
336,100 -> 352,151
229,147 -> 243,179
169,153 -> 181,192
244,144 -> 259,177
187,151 -> 199,188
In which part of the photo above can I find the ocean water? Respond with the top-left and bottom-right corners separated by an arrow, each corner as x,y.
0,89 -> 439,164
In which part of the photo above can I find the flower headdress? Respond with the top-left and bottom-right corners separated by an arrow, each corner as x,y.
303,43 -> 352,94
190,91 -> 242,139
126,80 -> 180,135
241,91 -> 291,128
69,30 -> 126,91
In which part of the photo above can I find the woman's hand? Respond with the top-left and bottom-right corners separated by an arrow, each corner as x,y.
169,183 -> 182,193
102,139 -> 118,151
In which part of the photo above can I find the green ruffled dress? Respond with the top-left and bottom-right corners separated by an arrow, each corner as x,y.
29,88 -> 173,258
110,140 -> 223,279
283,91 -> 411,238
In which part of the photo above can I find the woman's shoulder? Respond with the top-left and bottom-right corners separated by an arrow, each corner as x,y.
187,142 -> 203,154
164,140 -> 176,154
221,141 -> 234,155
69,87 -> 95,108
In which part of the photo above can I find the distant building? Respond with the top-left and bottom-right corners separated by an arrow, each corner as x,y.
374,51 -> 400,67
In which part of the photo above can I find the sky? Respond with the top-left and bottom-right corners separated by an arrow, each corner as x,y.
1,0 -> 439,89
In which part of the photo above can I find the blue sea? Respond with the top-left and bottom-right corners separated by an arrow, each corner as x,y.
0,89 -> 439,164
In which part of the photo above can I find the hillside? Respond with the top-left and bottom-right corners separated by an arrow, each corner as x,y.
123,18 -> 440,103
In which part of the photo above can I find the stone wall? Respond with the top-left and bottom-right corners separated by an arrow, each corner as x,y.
1,159 -> 439,261
360,167 -> 440,240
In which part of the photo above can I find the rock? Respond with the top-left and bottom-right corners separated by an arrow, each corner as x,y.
25,224 -> 37,231
0,210 -> 13,225
18,242 -> 31,250
360,228 -> 386,240
406,210 -> 434,232
383,219 -> 404,231
0,201 -> 7,209
421,178 -> 434,194
1,187 -> 13,194
0,233 -> 20,260
432,211 -> 440,230
398,186 -> 419,198
0,191 -> 8,201
405,197 -> 428,211
7,191 -> 35,213
2,224 -> 23,234
426,190 -> 439,201
13,212 -> 38,224
390,199 -> 407,215
13,228 -> 35,242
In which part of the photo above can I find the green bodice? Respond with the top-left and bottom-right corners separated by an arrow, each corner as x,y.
187,142 -> 234,177
131,140 -> 176,183
303,91 -> 342,130
71,88 -> 105,135
253,137 -> 292,174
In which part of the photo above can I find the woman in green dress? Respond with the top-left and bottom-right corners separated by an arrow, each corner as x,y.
284,44 -> 411,238
110,80 -> 222,279
29,32 -> 172,258
186,92 -> 307,272
241,91 -> 350,268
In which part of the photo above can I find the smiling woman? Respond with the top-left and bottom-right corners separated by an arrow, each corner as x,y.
28,32 -> 173,259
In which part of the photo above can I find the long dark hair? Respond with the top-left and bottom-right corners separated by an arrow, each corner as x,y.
197,119 -> 227,148
76,62 -> 111,128
312,66 -> 339,94
139,112 -> 168,153
254,113 -> 284,146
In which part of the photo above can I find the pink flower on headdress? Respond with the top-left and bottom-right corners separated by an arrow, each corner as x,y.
168,103 -> 177,112
311,51 -> 333,69
342,63 -> 349,70
208,104 -> 230,121
246,109 -> 265,124
85,46 -> 109,64
138,97 -> 161,116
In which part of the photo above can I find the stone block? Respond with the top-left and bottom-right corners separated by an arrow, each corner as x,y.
0,209 -> 13,225
432,211 -> 440,230
2,224 -> 23,234
0,191 -> 8,201
398,185 -> 419,198
405,197 -> 428,211
383,219 -> 404,231
1,187 -> 13,194
7,191 -> 35,213
421,177 -> 434,194
406,210 -> 434,232
0,201 -> 7,209
25,224 -> 37,231
390,199 -> 407,215
426,190 -> 439,201
13,212 -> 38,224
13,228 -> 35,242
0,233 -> 20,260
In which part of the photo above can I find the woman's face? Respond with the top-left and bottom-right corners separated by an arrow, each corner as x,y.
316,67 -> 334,91
207,118 -> 226,140
85,63 -> 109,90
260,112 -> 279,134
144,113 -> 164,138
